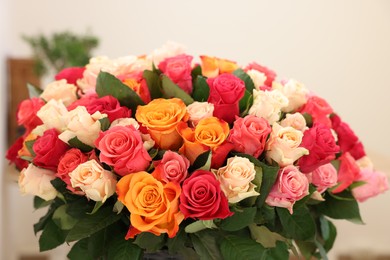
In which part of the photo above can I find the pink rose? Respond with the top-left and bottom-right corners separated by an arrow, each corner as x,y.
298,123 -> 340,173
95,126 -> 152,176
159,54 -> 193,94
332,152 -> 360,193
266,165 -> 309,214
245,62 -> 276,88
299,95 -> 333,127
228,115 -> 271,158
17,98 -> 45,133
207,73 -> 245,123
352,169 -> 389,202
55,67 -> 86,85
152,151 -> 190,184
311,163 -> 338,193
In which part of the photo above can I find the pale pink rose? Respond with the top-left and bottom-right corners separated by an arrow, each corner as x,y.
215,156 -> 259,203
280,113 -> 308,132
69,160 -> 117,202
186,102 -> 214,127
265,123 -> 309,167
356,156 -> 374,170
148,41 -> 186,66
141,133 -> 155,151
311,163 -> 338,193
40,79 -> 78,106
352,169 -> 389,202
152,151 -> 190,184
110,118 -> 140,129
18,164 -> 58,201
59,106 -> 106,147
246,69 -> 267,90
77,56 -> 114,93
273,79 -> 308,112
266,165 -> 309,214
37,99 -> 69,132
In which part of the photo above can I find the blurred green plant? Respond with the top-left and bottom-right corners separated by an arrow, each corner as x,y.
22,31 -> 99,77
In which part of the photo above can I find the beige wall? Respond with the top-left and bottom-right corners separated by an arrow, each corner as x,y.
2,0 -> 390,259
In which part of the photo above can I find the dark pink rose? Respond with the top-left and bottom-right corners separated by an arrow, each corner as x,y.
207,73 -> 245,123
298,123 -> 340,173
17,98 -> 45,133
245,62 -> 276,88
228,115 -> 271,158
179,170 -> 233,220
352,168 -> 389,202
299,95 -> 333,127
152,151 -> 189,184
332,152 -> 360,193
6,136 -> 29,170
311,163 -> 338,193
95,125 -> 152,176
159,54 -> 193,94
33,129 -> 69,171
55,67 -> 86,85
211,141 -> 235,169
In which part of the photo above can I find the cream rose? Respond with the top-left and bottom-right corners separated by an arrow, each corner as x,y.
273,79 -> 308,112
186,102 -> 214,127
18,164 -> 58,201
215,156 -> 260,203
280,113 -> 308,132
59,106 -> 106,147
148,41 -> 186,66
110,118 -> 140,129
40,79 -> 78,106
246,69 -> 267,90
37,99 -> 69,132
266,123 -> 309,166
69,160 -> 117,202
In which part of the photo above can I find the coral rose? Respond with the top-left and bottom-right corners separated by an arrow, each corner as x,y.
299,95 -> 333,128
311,163 -> 338,193
152,151 -> 189,184
17,97 -> 45,133
332,152 -> 360,193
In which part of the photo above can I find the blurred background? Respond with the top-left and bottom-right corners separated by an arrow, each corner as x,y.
1,0 -> 389,259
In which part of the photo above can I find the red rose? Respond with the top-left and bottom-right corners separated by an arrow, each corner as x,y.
299,95 -> 333,127
332,152 -> 360,193
331,114 -> 366,160
207,74 -> 245,123
17,98 -> 45,133
298,123 -> 340,173
55,67 -> 85,85
67,93 -> 131,123
179,170 -> 233,220
245,62 -> 276,87
33,129 -> 69,171
159,54 -> 193,94
6,136 -> 29,170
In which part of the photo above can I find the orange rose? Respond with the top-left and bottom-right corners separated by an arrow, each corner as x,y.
135,98 -> 188,150
18,132 -> 38,158
200,55 -> 238,78
177,116 -> 229,164
116,171 -> 183,238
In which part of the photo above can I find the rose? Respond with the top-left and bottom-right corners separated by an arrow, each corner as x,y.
245,62 -> 276,87
246,69 -> 267,90
215,156 -> 260,203
200,56 -> 238,78
298,123 -> 340,173
228,115 -> 271,158
180,170 -> 233,220
116,171 -> 183,238
248,89 -> 289,125
95,126 -> 152,176
135,98 -> 188,150
159,54 -> 193,94
40,79 -> 78,106
332,152 -> 360,193
33,129 -> 69,171
6,136 -> 29,170
280,113 -> 308,132
120,72 -> 151,104
17,133 -> 37,159
69,160 -> 117,202
55,67 -> 85,85
299,95 -> 333,127
265,165 -> 309,214
37,99 -> 69,132
18,164 -> 58,201
207,73 -> 245,123
152,151 -> 189,184
352,169 -> 389,202
265,123 -> 309,167
311,163 -> 338,193
148,41 -> 186,66
186,102 -> 214,127
272,79 -> 308,112
59,106 -> 106,147
17,98 -> 44,132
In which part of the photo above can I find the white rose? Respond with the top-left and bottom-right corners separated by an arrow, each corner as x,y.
147,41 -> 186,66
273,79 -> 308,112
59,106 -> 106,147
246,69 -> 267,90
40,79 -> 78,106
18,164 -> 58,201
280,113 -> 308,132
37,99 -> 69,132
248,89 -> 289,125
215,156 -> 260,203
69,160 -> 117,202
186,102 -> 214,127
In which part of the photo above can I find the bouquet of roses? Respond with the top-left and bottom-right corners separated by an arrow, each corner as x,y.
6,42 -> 388,260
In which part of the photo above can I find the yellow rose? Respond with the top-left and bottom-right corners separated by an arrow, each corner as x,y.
200,55 -> 239,78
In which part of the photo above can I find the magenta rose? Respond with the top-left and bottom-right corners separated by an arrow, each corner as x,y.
33,129 -> 69,171
299,95 -> 333,127
245,62 -> 276,88
159,54 -> 193,94
17,98 -> 45,132
68,93 -> 131,123
6,136 -> 29,170
331,114 -> 365,160
152,151 -> 190,184
352,169 -> 389,202
332,152 -> 360,193
228,115 -> 271,158
179,170 -> 233,220
55,67 -> 85,85
207,73 -> 245,123
311,163 -> 338,193
95,125 -> 152,176
298,123 -> 340,173
266,165 -> 309,214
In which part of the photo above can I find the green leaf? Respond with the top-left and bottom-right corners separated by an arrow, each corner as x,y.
314,239 -> 329,260
220,207 -> 256,231
34,207 -> 55,235
167,228 -> 187,254
27,83 -> 43,98
220,235 -> 266,260
107,236 -> 142,260
248,224 -> 286,248
34,196 -> 52,209
233,68 -> 255,92
161,75 -> 194,105
264,241 -> 290,259
99,117 -> 110,131
96,71 -> 145,115
52,205 -> 78,230
350,180 -> 367,189
113,200 -> 124,215
66,197 -> 93,218
328,189 -> 355,201
88,228 -> 107,259
50,178 -> 68,194
190,230 -> 223,260
68,136 -> 93,153
256,162 -> 279,208
39,219 -> 67,251
192,76 -> 210,102
143,70 -> 163,99
239,89 -> 253,115
88,201 -> 104,215
67,238 -> 93,260
185,220 -> 217,233
191,65 -> 202,82
178,247 -> 201,260
320,216 -> 337,252
66,206 -> 121,242
302,113 -> 313,128
276,206 -> 316,241
134,232 -> 166,252
25,139 -> 36,157
189,150 -> 212,172
295,240 -> 317,260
